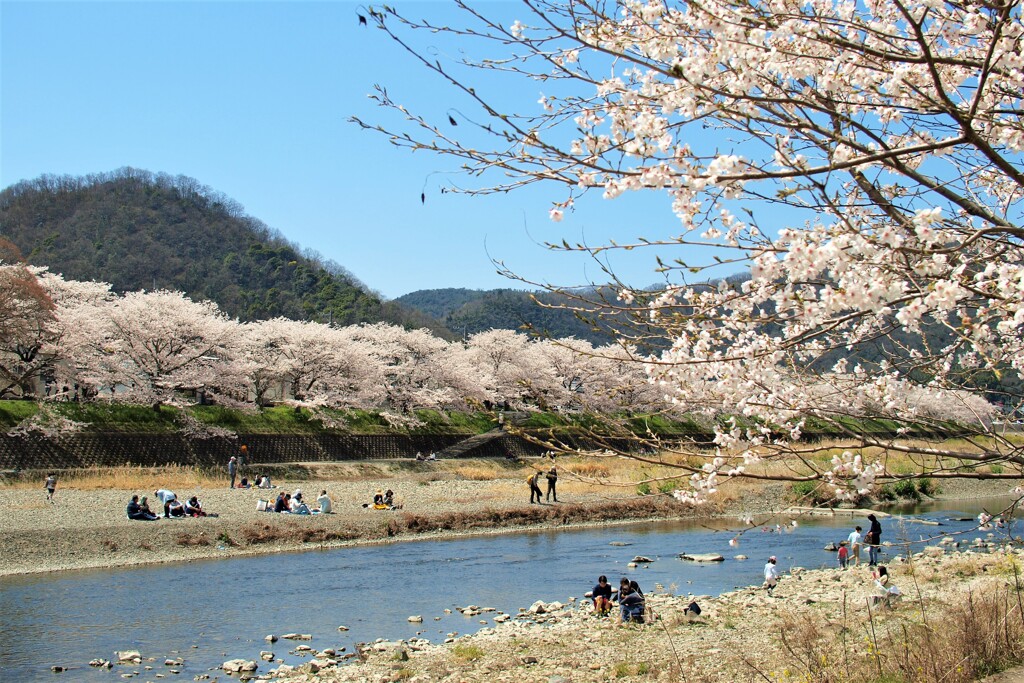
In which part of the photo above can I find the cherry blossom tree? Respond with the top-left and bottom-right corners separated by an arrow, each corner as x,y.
0,257 -> 56,398
356,0 -> 1024,499
61,289 -> 236,406
344,323 -> 466,418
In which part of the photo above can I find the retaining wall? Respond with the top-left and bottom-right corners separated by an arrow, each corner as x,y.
0,433 -> 552,470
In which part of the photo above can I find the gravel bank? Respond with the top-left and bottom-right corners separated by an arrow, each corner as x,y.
0,472 -> 699,576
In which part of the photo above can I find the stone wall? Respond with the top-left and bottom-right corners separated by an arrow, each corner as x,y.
0,433 -> 550,470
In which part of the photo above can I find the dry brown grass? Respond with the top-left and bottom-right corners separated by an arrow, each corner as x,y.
2,465 -> 223,491
452,464 -> 504,481
761,566 -> 1024,683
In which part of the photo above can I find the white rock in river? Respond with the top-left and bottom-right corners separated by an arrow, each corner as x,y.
337,625 -> 349,632
529,600 -> 548,614
734,555 -> 748,560
408,615 -> 423,623
265,634 -> 278,642
631,556 -> 654,563
281,633 -> 312,640
627,562 -> 638,568
680,553 -> 725,562
260,651 -> 275,661
222,659 -> 258,673
116,651 -> 142,663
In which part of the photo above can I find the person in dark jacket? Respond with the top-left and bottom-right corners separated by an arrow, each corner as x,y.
127,495 -> 158,521
545,467 -> 558,502
866,514 -> 883,566
528,472 -> 544,504
591,575 -> 613,616
617,577 -> 645,623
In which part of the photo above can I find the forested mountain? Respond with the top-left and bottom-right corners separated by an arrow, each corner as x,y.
0,169 -> 449,334
397,288 -> 620,345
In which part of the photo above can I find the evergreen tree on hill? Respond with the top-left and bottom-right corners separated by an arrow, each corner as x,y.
0,168 -> 449,335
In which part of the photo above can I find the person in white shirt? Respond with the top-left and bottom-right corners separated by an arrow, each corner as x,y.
290,493 -> 309,516
764,556 -> 781,596
154,489 -> 177,518
316,490 -> 332,514
847,526 -> 863,566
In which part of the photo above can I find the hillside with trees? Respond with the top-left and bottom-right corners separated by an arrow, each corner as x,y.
0,169 -> 448,334
396,287 -> 619,344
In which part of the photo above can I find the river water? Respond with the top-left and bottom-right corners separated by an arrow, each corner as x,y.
1,496 -> 1018,681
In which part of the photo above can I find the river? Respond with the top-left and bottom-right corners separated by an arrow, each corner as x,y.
0,496 -> 1018,681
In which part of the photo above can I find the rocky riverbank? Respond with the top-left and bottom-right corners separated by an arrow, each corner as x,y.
241,544 -> 1023,683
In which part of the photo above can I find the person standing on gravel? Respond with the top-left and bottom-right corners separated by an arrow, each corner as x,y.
44,473 -> 57,502
154,488 -> 177,518
545,466 -> 558,502
228,456 -> 238,489
847,526 -> 863,566
763,556 -> 781,597
866,514 -> 883,566
528,471 -> 544,504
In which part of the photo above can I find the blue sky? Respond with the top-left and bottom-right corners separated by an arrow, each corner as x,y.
1,1 -> 702,299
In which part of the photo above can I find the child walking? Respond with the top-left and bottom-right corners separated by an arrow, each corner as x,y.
837,541 -> 849,569
44,473 -> 57,502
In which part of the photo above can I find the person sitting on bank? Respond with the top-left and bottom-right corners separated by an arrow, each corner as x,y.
166,498 -> 186,517
872,566 -> 902,607
316,489 -> 332,514
127,494 -> 159,521
274,492 -> 290,513
237,477 -> 250,489
372,489 -> 388,509
591,575 -> 613,616
184,496 -> 207,517
290,492 -> 312,515
139,496 -> 158,519
617,577 -> 645,624
383,489 -> 402,509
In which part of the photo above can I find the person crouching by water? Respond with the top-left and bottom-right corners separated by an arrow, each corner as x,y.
591,575 -> 613,617
127,494 -> 158,521
617,577 -> 645,624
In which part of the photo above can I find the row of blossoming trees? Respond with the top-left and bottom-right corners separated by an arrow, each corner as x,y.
0,264 -> 669,422
345,0 -> 1024,500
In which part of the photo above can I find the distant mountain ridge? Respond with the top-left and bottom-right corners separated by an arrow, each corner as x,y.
0,168 -> 448,334
396,287 -> 619,344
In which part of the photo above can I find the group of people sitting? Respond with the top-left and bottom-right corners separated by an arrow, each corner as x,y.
126,489 -> 208,520
264,489 -> 332,515
589,575 -> 649,624
236,475 -> 274,489
366,489 -> 400,510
